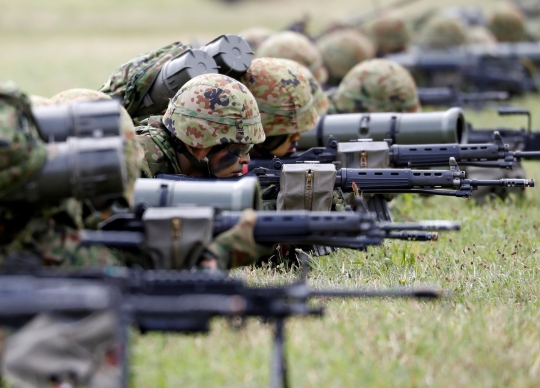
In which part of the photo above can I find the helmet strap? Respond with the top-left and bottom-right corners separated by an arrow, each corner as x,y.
170,135 -> 219,178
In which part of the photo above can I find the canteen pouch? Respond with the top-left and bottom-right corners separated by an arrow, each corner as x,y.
277,164 -> 336,211
337,141 -> 393,221
142,207 -> 214,269
337,140 -> 390,169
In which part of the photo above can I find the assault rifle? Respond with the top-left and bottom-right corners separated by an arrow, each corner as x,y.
86,205 -> 461,262
0,265 -> 442,388
467,107 -> 540,152
161,158 -> 535,199
417,87 -> 509,108
249,133 -> 540,171
386,47 -> 538,94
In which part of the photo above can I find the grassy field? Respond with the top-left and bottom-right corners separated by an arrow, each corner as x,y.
4,0 -> 540,387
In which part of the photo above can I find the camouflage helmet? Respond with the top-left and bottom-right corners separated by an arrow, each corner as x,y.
369,13 -> 410,56
239,58 -> 318,137
0,81 -> 47,197
467,26 -> 497,45
316,29 -> 375,84
240,27 -> 274,53
419,16 -> 467,49
256,31 -> 328,84
50,88 -> 143,206
331,59 -> 421,114
488,3 -> 526,42
163,73 -> 265,148
283,59 -> 330,115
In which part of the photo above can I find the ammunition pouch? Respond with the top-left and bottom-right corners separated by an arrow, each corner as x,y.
277,164 -> 336,211
142,207 -> 213,269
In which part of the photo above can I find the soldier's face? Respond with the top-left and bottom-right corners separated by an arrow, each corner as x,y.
208,143 -> 252,177
271,133 -> 301,157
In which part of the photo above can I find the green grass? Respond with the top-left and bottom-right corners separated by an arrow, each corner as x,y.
5,0 -> 540,386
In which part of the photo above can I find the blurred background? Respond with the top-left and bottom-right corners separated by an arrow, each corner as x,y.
0,0 -> 527,97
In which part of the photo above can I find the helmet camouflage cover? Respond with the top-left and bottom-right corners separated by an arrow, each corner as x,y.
163,73 -> 265,148
256,31 -> 328,84
239,27 -> 274,53
488,3 -> 526,42
419,16 -> 467,49
0,81 -> 46,198
239,58 -> 319,137
369,13 -> 410,55
99,41 -> 190,115
316,29 -> 375,83
283,59 -> 330,115
50,88 -> 144,205
331,58 -> 421,114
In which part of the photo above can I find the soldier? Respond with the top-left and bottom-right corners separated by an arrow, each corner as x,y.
239,26 -> 274,52
99,41 -> 191,123
50,88 -> 144,228
488,2 -> 527,42
368,13 -> 410,57
327,58 -> 421,115
417,16 -> 467,49
316,29 -> 375,87
136,73 -> 265,178
239,58 -> 319,159
256,31 -> 328,84
287,59 -> 330,115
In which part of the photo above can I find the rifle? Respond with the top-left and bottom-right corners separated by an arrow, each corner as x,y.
0,265 -> 443,388
87,205 -> 460,258
160,158 -> 535,199
467,107 -> 540,152
386,47 -> 538,94
417,87 -> 509,108
250,133 -> 540,171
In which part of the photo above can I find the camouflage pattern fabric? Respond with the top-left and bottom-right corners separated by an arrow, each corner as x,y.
204,209 -> 275,268
0,81 -> 47,198
50,88 -> 144,207
136,116 -> 183,178
239,58 -> 318,137
163,73 -> 265,148
99,41 -> 190,116
467,26 -> 498,44
488,3 -> 527,42
282,59 -> 329,115
330,59 -> 421,114
239,27 -> 274,53
368,13 -> 410,56
316,29 -> 375,83
418,16 -> 467,49
256,31 -> 329,84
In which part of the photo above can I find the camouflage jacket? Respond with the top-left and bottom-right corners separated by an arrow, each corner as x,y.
135,116 -> 182,178
99,41 -> 190,117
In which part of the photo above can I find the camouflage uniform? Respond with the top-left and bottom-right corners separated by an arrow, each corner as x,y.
0,82 -> 121,388
418,16 -> 467,49
316,29 -> 375,86
368,13 -> 410,56
256,31 -> 329,84
239,27 -> 274,53
328,58 -> 421,114
99,41 -> 190,122
488,3 -> 527,42
29,95 -> 53,108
